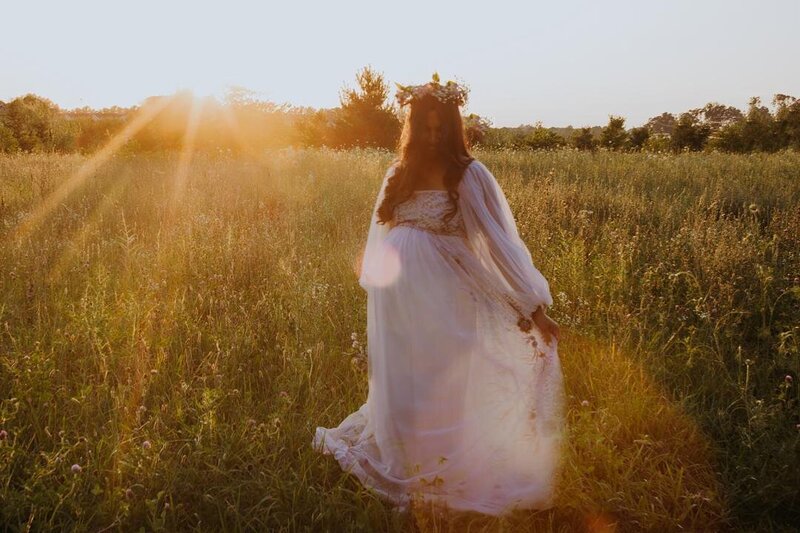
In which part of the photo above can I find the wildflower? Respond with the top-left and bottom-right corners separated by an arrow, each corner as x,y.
279,391 -> 290,400
71,464 -> 82,474
786,375 -> 793,384
581,400 -> 590,407
0,429 -> 7,441
125,488 -> 134,500
142,440 -> 152,450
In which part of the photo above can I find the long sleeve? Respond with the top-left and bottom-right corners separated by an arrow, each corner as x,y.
358,162 -> 399,291
458,160 -> 553,316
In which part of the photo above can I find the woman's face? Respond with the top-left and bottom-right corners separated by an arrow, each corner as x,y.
424,110 -> 442,153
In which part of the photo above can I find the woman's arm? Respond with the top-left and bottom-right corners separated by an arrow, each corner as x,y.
458,160 -> 554,319
358,162 -> 399,290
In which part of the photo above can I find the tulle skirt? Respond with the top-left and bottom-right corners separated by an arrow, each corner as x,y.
312,225 -> 567,516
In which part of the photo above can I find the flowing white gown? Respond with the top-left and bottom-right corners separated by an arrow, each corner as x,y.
312,159 -> 566,516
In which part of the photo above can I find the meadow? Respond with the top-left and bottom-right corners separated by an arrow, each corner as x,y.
0,147 -> 798,532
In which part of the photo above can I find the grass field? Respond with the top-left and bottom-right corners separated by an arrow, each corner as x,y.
0,147 -> 798,531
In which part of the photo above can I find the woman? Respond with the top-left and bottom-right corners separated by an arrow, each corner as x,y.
312,74 -> 566,517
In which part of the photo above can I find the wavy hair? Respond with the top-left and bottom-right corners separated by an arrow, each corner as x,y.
376,93 -> 475,225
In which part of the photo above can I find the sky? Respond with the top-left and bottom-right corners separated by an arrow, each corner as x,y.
1,0 -> 798,128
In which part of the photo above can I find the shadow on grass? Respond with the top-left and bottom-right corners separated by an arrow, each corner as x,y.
366,329 -> 731,532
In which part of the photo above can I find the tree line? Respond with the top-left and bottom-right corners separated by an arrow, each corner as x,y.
1,66 -> 798,155
486,96 -> 799,153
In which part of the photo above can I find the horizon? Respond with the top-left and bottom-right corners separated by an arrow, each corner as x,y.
2,0 -> 798,129
0,87 -> 790,131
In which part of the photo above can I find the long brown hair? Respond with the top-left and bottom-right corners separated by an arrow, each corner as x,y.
376,93 -> 474,225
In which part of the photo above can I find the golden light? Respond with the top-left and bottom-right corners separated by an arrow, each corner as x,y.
163,94 -> 204,224
8,90 -> 219,286
8,95 -> 173,243
46,172 -> 133,285
218,103 -> 252,153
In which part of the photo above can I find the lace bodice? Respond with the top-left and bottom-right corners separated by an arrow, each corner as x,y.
392,190 -> 467,238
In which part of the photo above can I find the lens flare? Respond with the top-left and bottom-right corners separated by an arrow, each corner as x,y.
361,242 -> 402,288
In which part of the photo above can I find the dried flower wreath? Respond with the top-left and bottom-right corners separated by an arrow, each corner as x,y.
394,72 -> 470,108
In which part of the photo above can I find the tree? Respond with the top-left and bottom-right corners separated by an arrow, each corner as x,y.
330,65 -> 401,149
645,112 -> 676,135
626,126 -> 650,151
670,112 -> 711,152
696,102 -> 743,131
709,94 -> 800,153
216,86 -> 299,151
462,113 -> 492,147
295,108 -> 338,148
223,86 -> 260,108
600,115 -> 628,150
740,96 -> 778,152
522,123 -> 567,150
572,127 -> 595,150
2,94 -> 62,152
0,122 -> 19,153
773,94 -> 800,150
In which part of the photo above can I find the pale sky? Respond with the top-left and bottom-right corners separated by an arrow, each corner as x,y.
1,0 -> 798,128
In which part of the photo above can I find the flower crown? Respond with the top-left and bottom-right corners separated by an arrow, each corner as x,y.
394,72 -> 470,108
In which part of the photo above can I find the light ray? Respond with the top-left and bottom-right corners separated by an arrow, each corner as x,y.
8,95 -> 173,243
46,170 -> 134,285
218,103 -> 251,154
163,96 -> 204,226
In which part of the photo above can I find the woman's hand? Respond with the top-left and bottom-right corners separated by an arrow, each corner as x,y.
531,306 -> 560,346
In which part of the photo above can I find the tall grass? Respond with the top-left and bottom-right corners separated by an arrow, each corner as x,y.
0,147 -> 797,531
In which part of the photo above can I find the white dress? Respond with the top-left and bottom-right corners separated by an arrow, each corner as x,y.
312,159 -> 566,516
